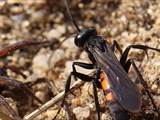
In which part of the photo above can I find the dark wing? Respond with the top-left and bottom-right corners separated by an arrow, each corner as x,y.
88,43 -> 141,112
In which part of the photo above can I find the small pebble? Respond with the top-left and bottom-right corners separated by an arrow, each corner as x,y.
44,29 -> 62,40
48,49 -> 65,68
73,106 -> 90,120
32,48 -> 52,77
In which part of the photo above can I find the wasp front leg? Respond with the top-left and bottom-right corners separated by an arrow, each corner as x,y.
72,62 -> 94,80
53,62 -> 94,119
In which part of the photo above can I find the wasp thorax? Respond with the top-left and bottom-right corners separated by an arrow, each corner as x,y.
74,28 -> 97,47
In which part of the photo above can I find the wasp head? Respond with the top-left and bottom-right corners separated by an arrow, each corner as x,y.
74,28 -> 97,47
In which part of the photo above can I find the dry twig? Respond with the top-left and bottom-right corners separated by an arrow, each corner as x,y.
23,80 -> 84,120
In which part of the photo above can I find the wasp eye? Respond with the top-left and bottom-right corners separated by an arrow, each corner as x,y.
77,34 -> 81,39
74,34 -> 85,47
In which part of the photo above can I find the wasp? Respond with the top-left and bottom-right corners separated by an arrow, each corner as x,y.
54,0 -> 160,119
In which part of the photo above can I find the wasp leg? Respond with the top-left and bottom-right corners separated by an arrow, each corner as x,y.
72,62 -> 94,70
72,62 -> 94,80
73,65 -> 102,119
93,82 -> 101,120
53,71 -> 93,120
111,40 -> 123,55
120,45 -> 160,67
92,68 -> 102,120
64,72 -> 93,104
121,45 -> 160,117
53,62 -> 94,120
121,59 -> 132,72
126,59 -> 159,116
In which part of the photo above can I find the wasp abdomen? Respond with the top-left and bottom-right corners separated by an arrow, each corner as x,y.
100,71 -> 130,120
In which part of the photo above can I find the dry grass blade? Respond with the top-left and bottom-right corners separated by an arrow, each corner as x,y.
23,80 -> 84,120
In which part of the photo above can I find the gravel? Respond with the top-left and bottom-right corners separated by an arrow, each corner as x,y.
0,0 -> 160,120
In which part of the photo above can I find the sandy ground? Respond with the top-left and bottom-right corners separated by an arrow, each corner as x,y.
0,0 -> 160,120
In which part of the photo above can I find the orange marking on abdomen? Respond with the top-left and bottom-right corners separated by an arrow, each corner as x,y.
101,77 -> 110,90
100,71 -> 114,101
100,71 -> 110,90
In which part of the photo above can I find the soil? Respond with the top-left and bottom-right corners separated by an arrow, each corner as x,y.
0,0 -> 159,120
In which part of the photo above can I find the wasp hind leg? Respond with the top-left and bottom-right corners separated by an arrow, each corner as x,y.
119,44 -> 160,117
111,42 -> 160,118
130,60 -> 159,117
121,58 -> 159,117
120,44 -> 160,68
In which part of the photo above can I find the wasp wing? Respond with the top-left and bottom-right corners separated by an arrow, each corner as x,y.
88,42 -> 141,112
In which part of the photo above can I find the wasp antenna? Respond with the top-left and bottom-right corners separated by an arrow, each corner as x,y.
64,0 -> 81,32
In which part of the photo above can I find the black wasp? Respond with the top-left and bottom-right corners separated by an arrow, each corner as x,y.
54,0 -> 160,120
